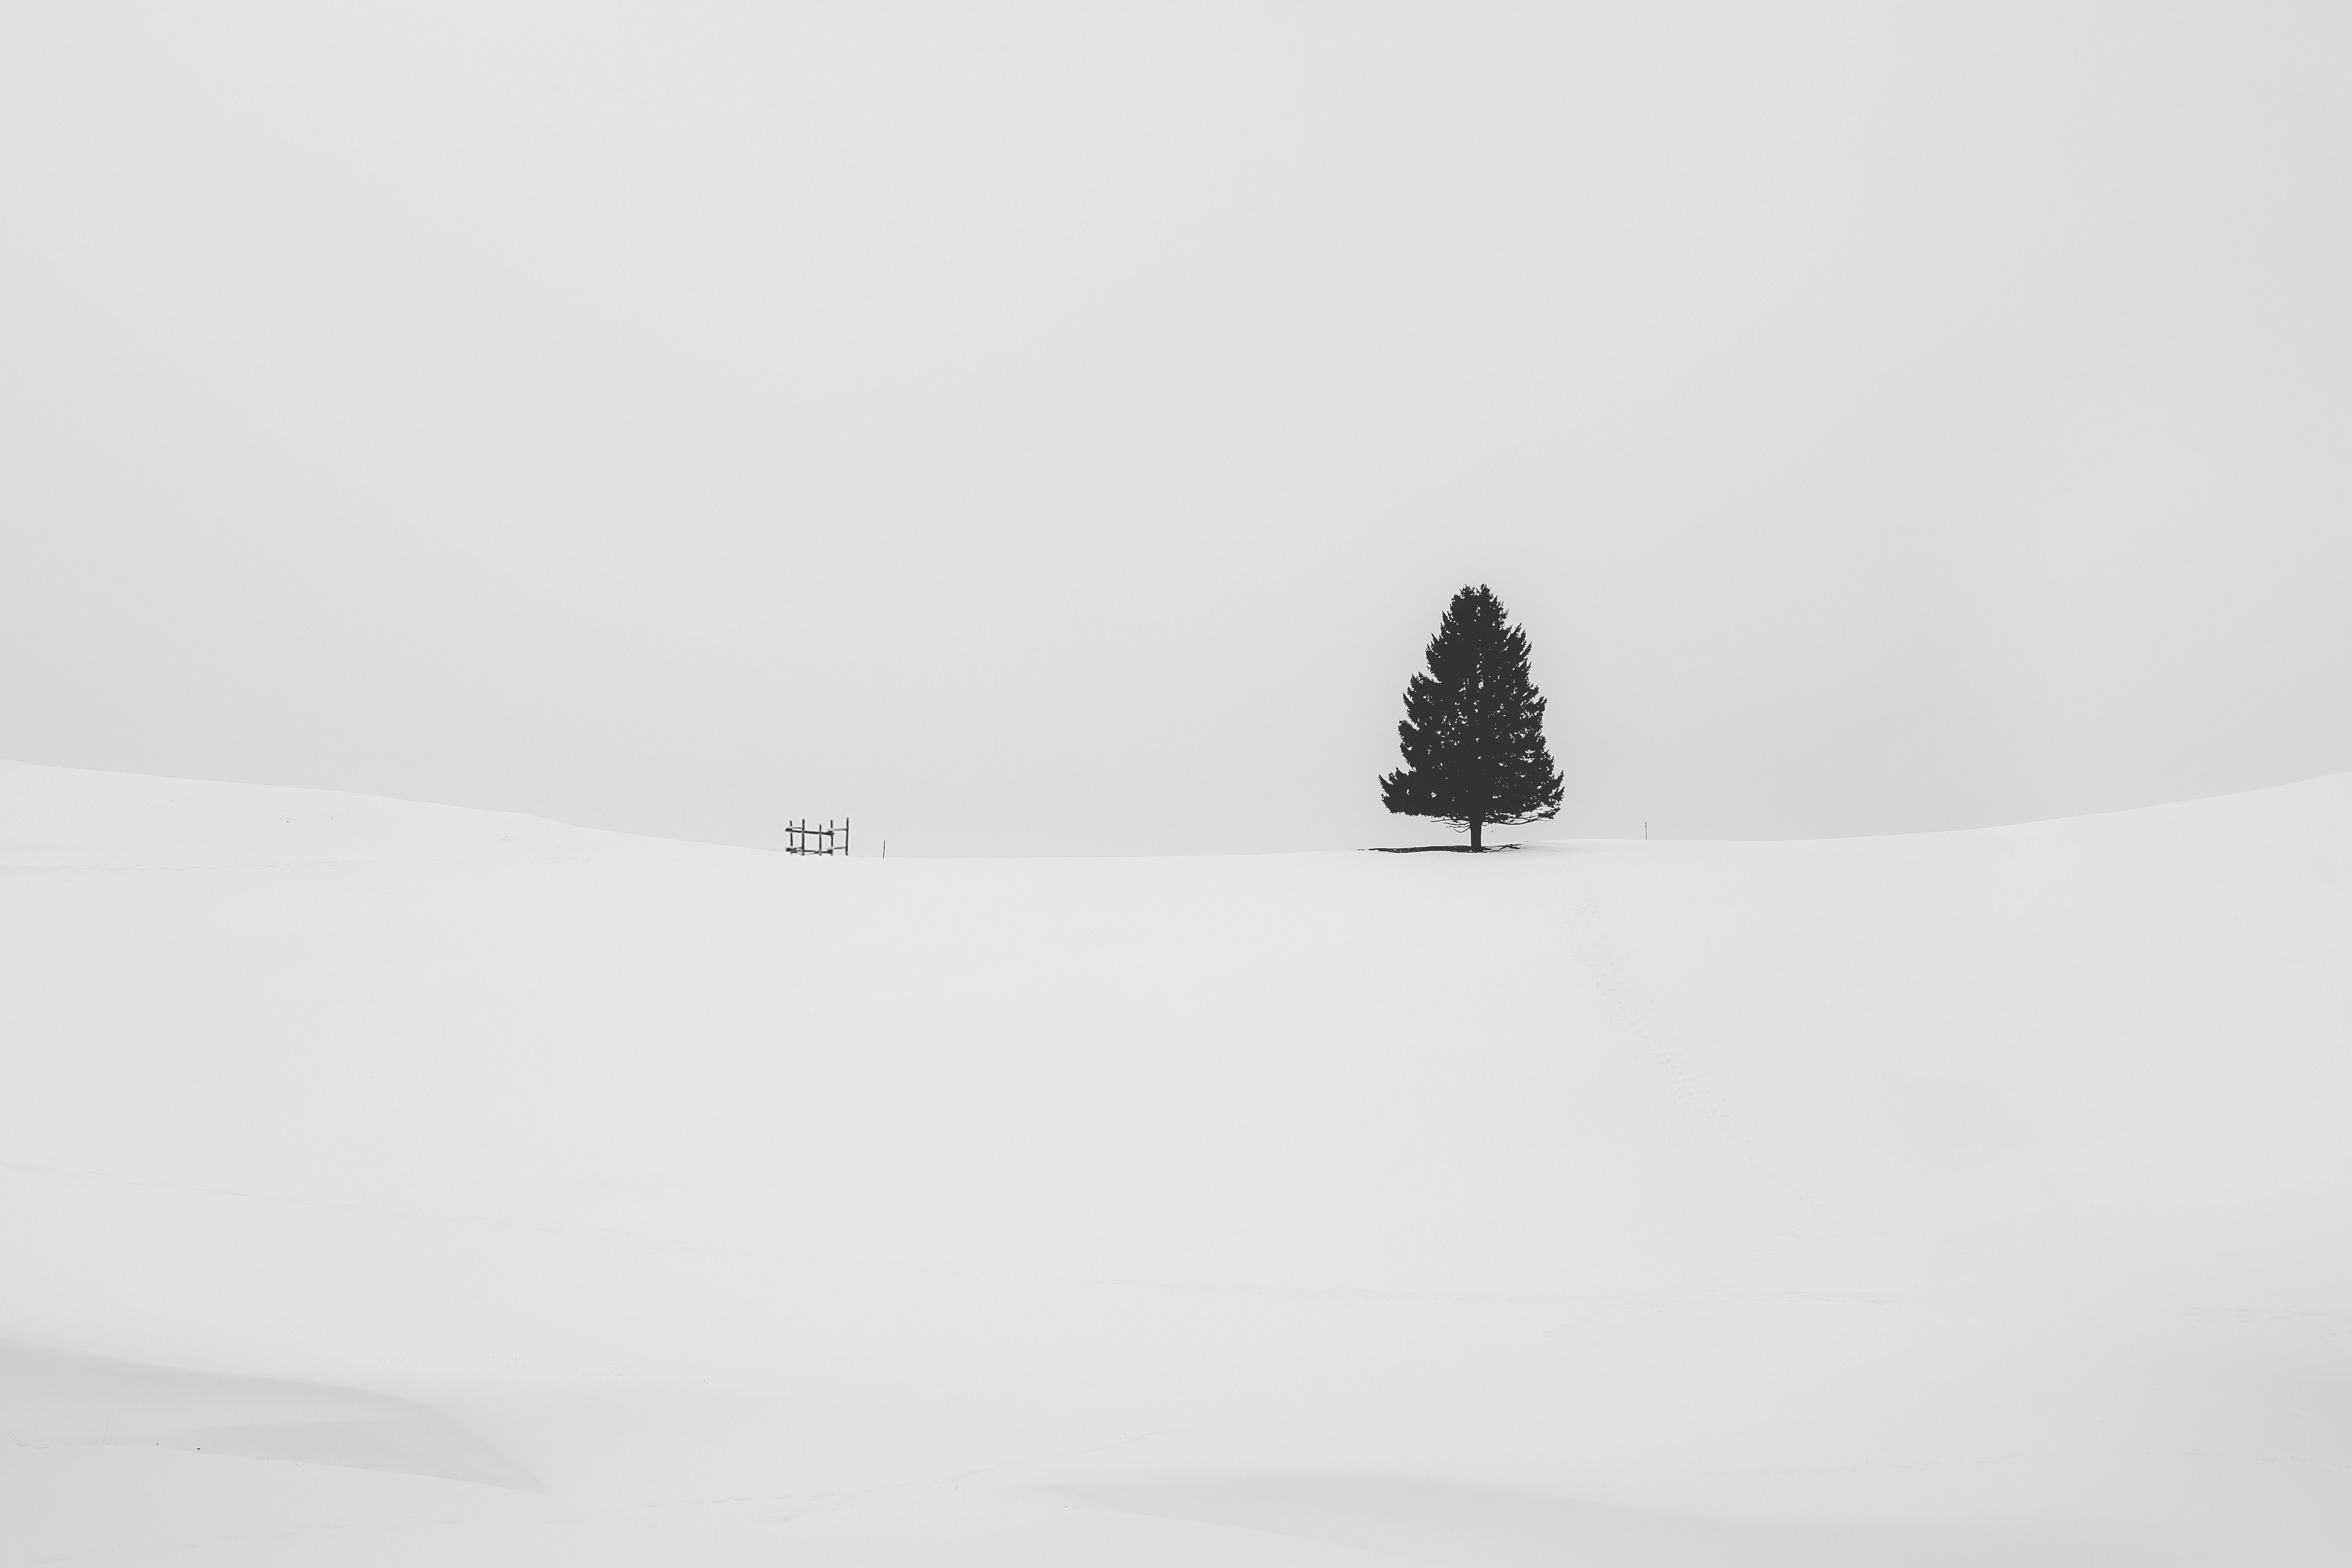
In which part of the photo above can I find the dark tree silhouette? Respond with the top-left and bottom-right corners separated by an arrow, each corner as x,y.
1380,585 -> 1563,850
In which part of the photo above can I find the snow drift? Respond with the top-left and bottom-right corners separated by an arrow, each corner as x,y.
3,760 -> 2349,1564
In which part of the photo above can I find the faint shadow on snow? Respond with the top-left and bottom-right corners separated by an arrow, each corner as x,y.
0,1338 -> 537,1490
1055,1474 -> 2204,1568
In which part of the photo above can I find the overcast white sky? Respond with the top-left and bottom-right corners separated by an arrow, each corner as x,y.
4,3 -> 2348,855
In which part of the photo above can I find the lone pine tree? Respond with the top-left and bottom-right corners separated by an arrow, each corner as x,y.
1380,585 -> 1564,850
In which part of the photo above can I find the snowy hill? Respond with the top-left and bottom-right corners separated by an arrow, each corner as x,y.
0,761 -> 645,866
4,763 -> 2350,1564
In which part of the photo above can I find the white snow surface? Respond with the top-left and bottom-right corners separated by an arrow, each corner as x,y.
5,760 -> 2351,1564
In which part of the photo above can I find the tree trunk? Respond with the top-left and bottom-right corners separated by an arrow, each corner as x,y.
1470,817 -> 1484,851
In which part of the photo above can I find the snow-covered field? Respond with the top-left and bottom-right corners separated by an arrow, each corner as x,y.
5,761 -> 2350,1565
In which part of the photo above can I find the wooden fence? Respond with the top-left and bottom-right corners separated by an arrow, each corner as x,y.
783,817 -> 849,856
